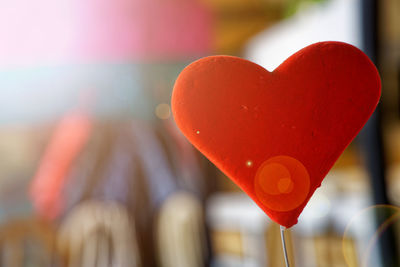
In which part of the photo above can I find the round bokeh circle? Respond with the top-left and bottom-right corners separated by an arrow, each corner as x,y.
254,155 -> 310,212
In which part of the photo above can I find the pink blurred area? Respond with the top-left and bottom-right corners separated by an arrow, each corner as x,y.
30,110 -> 92,220
0,0 -> 212,67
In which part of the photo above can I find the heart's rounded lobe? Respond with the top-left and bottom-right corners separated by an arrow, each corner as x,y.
172,41 -> 381,227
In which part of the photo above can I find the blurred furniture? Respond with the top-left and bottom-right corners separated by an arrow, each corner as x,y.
58,200 -> 141,267
156,191 -> 207,267
206,193 -> 278,267
0,218 -> 59,267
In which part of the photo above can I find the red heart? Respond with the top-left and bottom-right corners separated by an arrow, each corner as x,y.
171,42 -> 380,227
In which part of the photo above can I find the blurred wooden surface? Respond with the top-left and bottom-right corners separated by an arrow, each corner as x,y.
202,0 -> 286,55
0,218 -> 59,267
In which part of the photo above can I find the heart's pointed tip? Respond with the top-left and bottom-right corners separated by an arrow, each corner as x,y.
264,212 -> 299,228
256,195 -> 303,228
280,220 -> 297,229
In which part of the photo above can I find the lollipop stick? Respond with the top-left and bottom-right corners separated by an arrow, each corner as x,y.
280,225 -> 290,267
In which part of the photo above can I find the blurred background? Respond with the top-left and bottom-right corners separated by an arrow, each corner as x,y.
0,0 -> 399,266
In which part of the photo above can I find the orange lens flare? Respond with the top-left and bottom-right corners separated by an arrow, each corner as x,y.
254,155 -> 310,212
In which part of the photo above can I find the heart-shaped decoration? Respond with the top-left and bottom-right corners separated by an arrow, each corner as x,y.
171,42 -> 380,227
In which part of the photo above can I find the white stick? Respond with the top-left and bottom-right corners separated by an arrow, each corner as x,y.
280,225 -> 290,267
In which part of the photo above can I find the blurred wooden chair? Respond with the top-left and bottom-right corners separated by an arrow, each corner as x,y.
0,217 -> 60,267
57,200 -> 141,267
156,191 -> 207,267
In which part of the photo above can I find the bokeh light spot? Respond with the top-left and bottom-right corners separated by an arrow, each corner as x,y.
342,205 -> 400,267
278,177 -> 293,194
254,155 -> 310,212
258,162 -> 291,195
155,103 -> 171,120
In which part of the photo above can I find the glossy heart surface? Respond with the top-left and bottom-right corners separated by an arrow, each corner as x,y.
172,42 -> 380,227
